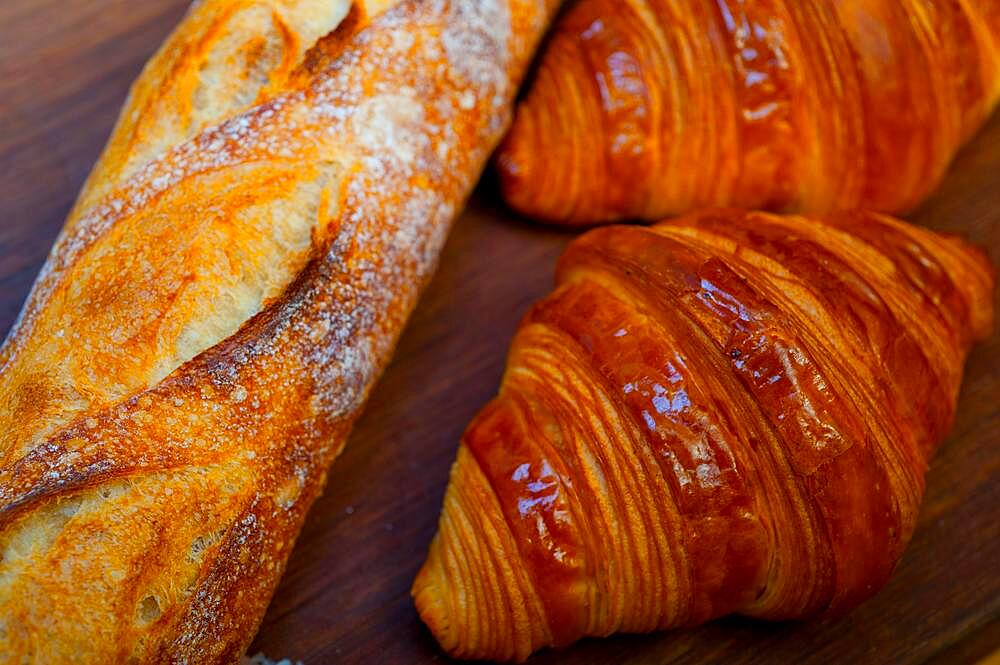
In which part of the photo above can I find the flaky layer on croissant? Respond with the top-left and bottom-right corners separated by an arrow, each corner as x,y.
497,0 -> 1000,225
413,209 -> 995,661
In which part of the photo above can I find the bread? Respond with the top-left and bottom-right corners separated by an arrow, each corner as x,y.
413,209 -> 995,661
496,0 -> 1000,225
0,0 -> 558,661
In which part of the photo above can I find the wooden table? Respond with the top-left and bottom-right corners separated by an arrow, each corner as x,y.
1,2 -> 998,663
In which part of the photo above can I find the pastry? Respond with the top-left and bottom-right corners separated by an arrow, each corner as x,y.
497,0 -> 1000,224
414,208 -> 995,660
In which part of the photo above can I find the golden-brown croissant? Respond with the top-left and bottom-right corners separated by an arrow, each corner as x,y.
413,209 -> 995,661
497,0 -> 1000,225
0,0 -> 559,662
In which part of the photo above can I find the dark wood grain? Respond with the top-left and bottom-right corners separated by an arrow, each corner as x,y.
0,2 -> 997,663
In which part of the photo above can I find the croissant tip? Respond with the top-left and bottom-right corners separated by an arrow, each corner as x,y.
412,442 -> 551,662
495,107 -> 556,224
495,131 -> 609,228
495,135 -> 527,196
412,551 -> 459,657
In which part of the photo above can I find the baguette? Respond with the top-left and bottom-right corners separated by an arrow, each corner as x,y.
0,0 -> 558,661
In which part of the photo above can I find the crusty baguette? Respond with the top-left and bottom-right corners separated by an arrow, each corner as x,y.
0,0 -> 558,662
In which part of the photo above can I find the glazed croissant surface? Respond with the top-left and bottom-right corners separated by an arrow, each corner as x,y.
498,0 -> 1000,225
413,209 -> 995,661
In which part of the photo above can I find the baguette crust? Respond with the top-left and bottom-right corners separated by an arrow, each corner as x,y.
0,0 -> 558,661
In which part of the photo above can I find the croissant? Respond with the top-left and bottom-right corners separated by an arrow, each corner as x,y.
412,209 -> 995,661
0,0 -> 557,661
497,0 -> 1000,225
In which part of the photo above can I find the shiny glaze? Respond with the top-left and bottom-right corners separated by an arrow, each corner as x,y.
417,209 -> 995,659
714,0 -> 800,209
497,0 -> 1000,224
464,396 -> 590,646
